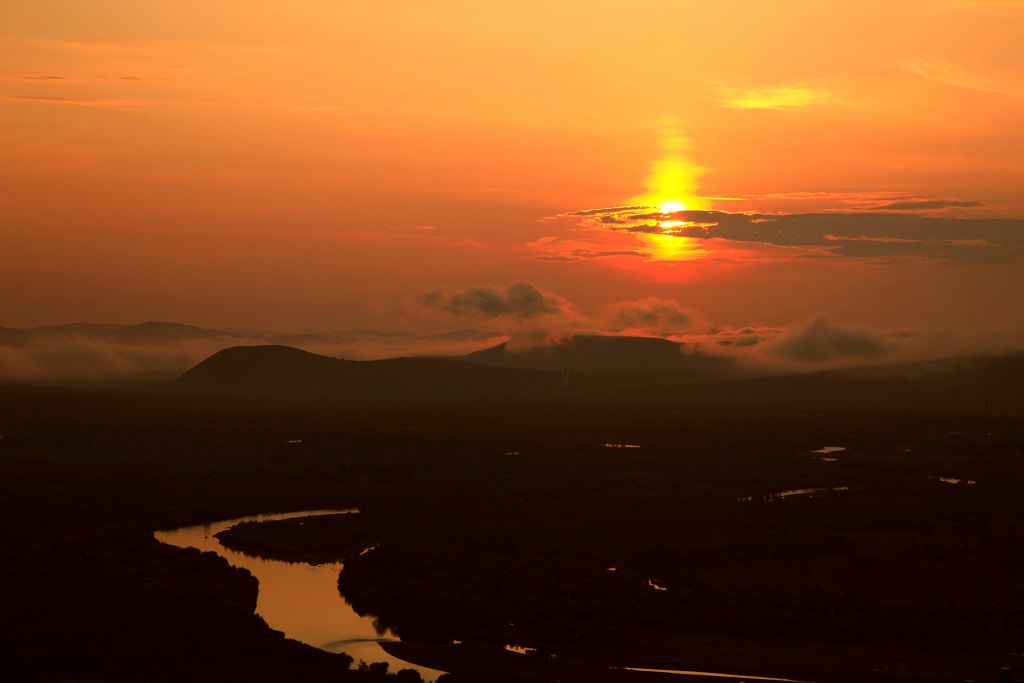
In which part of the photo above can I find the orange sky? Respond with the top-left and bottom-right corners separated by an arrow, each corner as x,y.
2,0 -> 1022,338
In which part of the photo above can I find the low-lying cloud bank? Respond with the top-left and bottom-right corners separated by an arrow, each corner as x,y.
411,283 -> 704,343
3,283 -> 1022,382
765,317 -> 893,363
697,319 -> 1024,371
410,282 -> 1024,370
603,297 -> 706,337
0,322 -> 505,383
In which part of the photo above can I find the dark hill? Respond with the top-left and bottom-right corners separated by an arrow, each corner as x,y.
178,343 -> 1024,413
178,344 -> 561,400
178,345 -> 347,396
460,334 -> 737,375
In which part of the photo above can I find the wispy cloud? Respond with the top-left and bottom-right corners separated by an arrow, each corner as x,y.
546,203 -> 1024,265
672,210 -> 1023,264
334,229 -> 491,252
0,324 -> 510,381
931,0 -> 1024,12
0,95 -> 153,107
27,38 -> 167,57
903,57 -> 1023,99
865,198 -> 982,211
523,232 -> 645,263
9,74 -> 167,83
720,85 -> 832,110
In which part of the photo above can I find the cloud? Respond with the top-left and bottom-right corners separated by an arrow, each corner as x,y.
416,281 -> 720,343
0,323 -> 513,382
602,298 -> 704,336
936,0 -> 1024,9
273,329 -> 506,361
721,86 -> 832,110
671,210 -> 1023,263
903,57 -> 1023,99
0,336 -> 251,383
735,318 -> 1024,370
3,309 -> 1023,382
1,95 -> 152,107
412,284 -> 717,346
866,199 -> 982,211
338,229 -> 490,252
569,205 -> 650,216
29,38 -> 164,57
414,282 -> 578,320
14,74 -> 164,82
558,205 -> 1024,265
524,232 -> 645,262
765,317 -> 892,363
411,282 -> 588,346
530,248 -> 642,262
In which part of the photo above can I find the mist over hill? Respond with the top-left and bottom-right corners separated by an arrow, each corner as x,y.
176,341 -> 1024,414
0,322 -> 504,382
458,334 -> 739,374
4,319 -> 1024,416
0,321 -> 234,347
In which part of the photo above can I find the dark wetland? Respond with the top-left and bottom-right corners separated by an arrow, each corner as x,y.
3,365 -> 1024,683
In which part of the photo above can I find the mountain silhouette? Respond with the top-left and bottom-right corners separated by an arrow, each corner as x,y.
178,344 -> 560,399
179,344 -> 1024,413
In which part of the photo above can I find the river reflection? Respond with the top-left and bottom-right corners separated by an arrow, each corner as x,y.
623,666 -> 800,681
154,510 -> 443,681
156,510 -> 815,682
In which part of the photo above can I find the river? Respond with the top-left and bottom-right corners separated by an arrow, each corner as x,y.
154,509 -> 444,681
156,510 -> 804,683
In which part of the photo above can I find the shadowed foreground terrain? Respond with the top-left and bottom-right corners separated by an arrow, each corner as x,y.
217,407 -> 1024,683
2,349 -> 1024,682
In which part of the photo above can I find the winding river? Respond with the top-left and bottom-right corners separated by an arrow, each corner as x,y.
156,510 -> 804,683
154,509 -> 444,681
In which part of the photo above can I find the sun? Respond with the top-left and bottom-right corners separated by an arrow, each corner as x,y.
657,199 -> 687,230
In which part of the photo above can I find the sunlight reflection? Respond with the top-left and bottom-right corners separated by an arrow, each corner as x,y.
630,120 -> 711,261
639,233 -> 708,261
548,121 -> 718,265
634,119 -> 710,216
